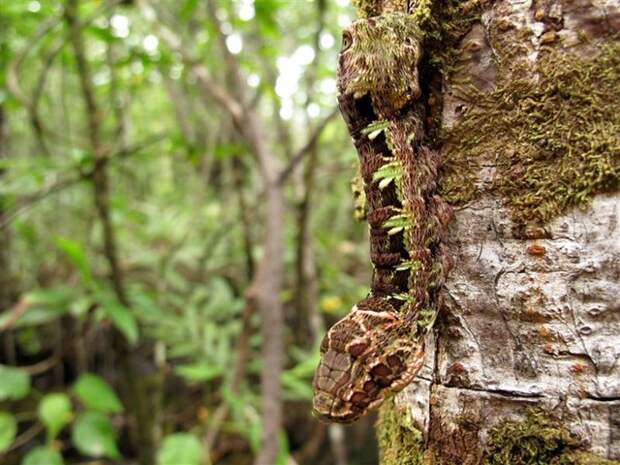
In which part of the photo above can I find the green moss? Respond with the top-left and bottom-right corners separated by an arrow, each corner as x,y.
353,0 -> 382,17
484,409 -> 620,465
441,43 -> 620,224
377,399 -> 426,465
353,0 -> 411,17
423,0 -> 494,73
343,13 -> 424,116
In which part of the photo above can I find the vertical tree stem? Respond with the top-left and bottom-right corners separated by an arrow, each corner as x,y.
64,2 -> 159,463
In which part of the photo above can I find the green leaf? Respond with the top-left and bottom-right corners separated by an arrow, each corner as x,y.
74,374 -> 123,413
157,433 -> 202,465
0,287 -> 78,328
39,393 -> 73,442
281,371 -> 313,401
71,411 -> 119,459
0,365 -> 30,401
97,292 -> 139,345
21,446 -> 64,465
395,260 -> 422,272
55,237 -> 92,286
0,411 -> 17,453
362,120 -> 390,140
383,213 -> 411,235
372,161 -> 402,187
275,430 -> 290,465
174,362 -> 222,382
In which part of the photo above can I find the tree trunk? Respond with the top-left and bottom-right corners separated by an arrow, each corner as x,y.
378,0 -> 620,463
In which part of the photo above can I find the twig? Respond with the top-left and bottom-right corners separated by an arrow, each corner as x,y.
22,354 -> 61,375
277,107 -> 340,185
137,0 -> 244,125
6,16 -> 62,105
2,423 -> 43,453
7,0 -> 125,147
0,298 -> 29,333
0,133 -> 167,230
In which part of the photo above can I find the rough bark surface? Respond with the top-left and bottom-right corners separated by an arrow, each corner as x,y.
389,0 -> 620,461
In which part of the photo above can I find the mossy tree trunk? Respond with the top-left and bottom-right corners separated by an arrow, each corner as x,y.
378,0 -> 620,463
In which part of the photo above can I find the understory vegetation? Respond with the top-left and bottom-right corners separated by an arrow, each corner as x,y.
0,1 -> 378,464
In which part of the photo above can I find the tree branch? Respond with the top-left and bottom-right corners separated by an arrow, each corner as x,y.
7,0 -> 124,149
278,107 -> 340,185
0,134 -> 167,230
137,0 -> 245,125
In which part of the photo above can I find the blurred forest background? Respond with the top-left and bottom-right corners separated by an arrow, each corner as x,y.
0,0 -> 379,464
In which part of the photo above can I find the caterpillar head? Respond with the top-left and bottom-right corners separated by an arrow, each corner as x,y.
337,13 -> 423,118
312,298 -> 424,423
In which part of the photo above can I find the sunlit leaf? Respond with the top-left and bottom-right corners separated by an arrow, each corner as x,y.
157,433 -> 202,465
39,393 -> 73,442
71,411 -> 119,459
55,237 -> 92,286
0,365 -> 30,401
0,287 -> 79,328
174,362 -> 222,382
97,291 -> 139,345
21,446 -> 64,465
362,120 -> 389,139
281,371 -> 313,401
0,411 -> 17,453
74,374 -> 123,414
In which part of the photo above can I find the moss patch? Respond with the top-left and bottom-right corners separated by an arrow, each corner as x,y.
441,43 -> 620,224
424,0 -> 494,72
484,409 -> 620,465
377,399 -> 426,465
342,13 -> 424,116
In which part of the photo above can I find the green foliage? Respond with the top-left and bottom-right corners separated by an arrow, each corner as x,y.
0,287 -> 84,328
174,362 -> 222,382
157,433 -> 202,465
96,290 -> 139,345
0,365 -> 30,401
1,0 -> 379,463
382,212 -> 411,235
0,411 -> 18,453
282,348 -> 320,401
373,160 -> 403,190
21,447 -> 65,465
71,411 -> 120,459
55,237 -> 92,286
362,120 -> 391,140
73,374 -> 124,414
38,393 -> 73,442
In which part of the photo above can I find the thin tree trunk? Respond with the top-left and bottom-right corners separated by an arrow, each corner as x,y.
64,2 -> 160,464
294,0 -> 327,347
378,0 -> 620,463
0,104 -> 18,366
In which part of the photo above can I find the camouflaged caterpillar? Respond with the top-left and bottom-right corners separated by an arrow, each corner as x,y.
312,8 -> 453,424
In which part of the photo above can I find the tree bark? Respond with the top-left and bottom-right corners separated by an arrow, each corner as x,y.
378,0 -> 620,463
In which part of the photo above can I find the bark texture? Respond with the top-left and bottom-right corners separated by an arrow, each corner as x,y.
380,0 -> 620,462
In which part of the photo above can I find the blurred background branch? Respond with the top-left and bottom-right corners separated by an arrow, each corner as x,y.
0,1 -> 373,464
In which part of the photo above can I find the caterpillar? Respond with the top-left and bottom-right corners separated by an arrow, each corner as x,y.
312,10 -> 453,424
